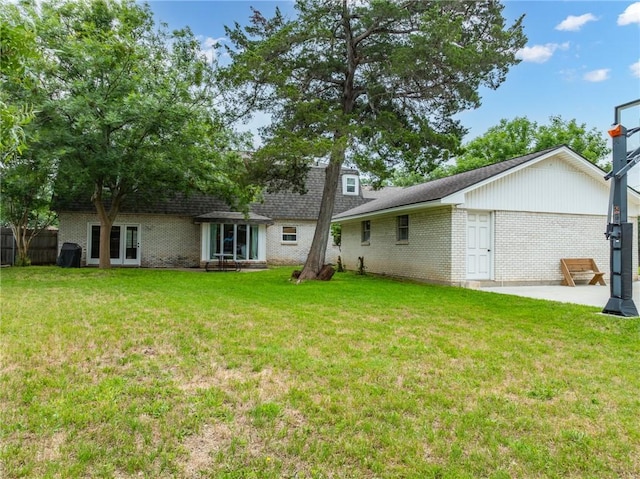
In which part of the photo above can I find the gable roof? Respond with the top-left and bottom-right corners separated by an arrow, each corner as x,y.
55,165 -> 369,221
333,146 -> 609,221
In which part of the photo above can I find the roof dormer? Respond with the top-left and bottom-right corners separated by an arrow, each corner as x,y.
342,174 -> 359,196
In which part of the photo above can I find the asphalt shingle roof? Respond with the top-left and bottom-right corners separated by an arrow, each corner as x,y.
55,166 -> 369,221
333,147 -> 561,220
252,167 -> 367,219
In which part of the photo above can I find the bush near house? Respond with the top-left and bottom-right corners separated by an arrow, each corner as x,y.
1,267 -> 639,478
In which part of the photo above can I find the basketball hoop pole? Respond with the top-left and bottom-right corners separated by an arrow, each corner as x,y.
603,99 -> 640,317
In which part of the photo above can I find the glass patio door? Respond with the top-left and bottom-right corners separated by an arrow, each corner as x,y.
122,226 -> 139,265
208,223 -> 259,261
89,224 -> 140,266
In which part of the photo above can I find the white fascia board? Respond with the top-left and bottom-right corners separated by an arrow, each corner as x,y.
443,191 -> 466,204
332,199 -> 447,223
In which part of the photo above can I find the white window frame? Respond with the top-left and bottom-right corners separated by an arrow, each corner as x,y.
201,223 -> 266,262
342,174 -> 359,196
282,225 -> 298,243
87,223 -> 141,266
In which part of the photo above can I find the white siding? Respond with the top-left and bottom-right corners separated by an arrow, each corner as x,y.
463,157 -> 610,215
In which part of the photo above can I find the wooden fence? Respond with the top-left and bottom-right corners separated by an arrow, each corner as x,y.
1,227 -> 58,265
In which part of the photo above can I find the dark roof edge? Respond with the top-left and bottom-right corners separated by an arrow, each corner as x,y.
333,146 -> 582,220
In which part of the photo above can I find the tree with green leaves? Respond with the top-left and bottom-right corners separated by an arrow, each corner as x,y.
31,0 -> 255,268
0,3 -> 39,161
0,147 -> 57,266
388,115 -> 612,186
454,115 -> 611,174
0,2 -> 57,266
219,0 -> 526,280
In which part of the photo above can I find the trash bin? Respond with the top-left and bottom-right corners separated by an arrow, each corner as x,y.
57,242 -> 82,268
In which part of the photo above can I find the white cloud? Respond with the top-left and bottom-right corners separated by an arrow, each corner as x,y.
583,68 -> 611,82
618,2 -> 640,25
199,36 -> 226,65
555,13 -> 597,31
631,60 -> 640,78
516,42 -> 570,63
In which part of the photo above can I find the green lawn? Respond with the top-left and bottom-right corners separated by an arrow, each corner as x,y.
1,267 -> 639,478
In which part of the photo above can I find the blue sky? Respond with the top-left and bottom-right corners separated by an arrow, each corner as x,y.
148,1 -> 640,149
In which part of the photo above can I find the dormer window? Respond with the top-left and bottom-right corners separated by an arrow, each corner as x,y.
342,174 -> 359,195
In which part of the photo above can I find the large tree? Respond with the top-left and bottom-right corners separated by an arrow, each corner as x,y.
219,0 -> 526,280
31,0 -> 254,268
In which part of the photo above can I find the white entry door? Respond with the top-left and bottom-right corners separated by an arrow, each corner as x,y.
122,225 -> 140,265
466,211 -> 492,280
88,224 -> 140,266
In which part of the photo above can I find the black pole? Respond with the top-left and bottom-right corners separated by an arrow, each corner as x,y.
603,116 -> 639,317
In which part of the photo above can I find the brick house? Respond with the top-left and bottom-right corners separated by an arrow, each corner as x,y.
56,166 -> 367,268
333,146 -> 640,286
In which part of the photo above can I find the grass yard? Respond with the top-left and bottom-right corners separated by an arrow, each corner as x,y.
1,267 -> 639,478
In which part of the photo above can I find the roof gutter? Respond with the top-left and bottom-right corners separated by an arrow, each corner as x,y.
332,198 -> 457,223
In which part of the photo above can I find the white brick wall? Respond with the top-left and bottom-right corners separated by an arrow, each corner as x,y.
450,208 -> 468,283
340,207 -> 454,283
59,213 -> 339,268
489,210 -> 637,284
339,207 -> 637,285
138,215 -> 200,268
266,220 -> 340,266
58,212 -> 92,265
58,212 -> 200,268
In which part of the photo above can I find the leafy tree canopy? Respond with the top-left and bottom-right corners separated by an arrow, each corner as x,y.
25,0 -> 255,268
0,3 -> 39,160
454,115 -> 611,173
1,2 -> 56,265
390,115 -> 612,185
219,0 -> 526,279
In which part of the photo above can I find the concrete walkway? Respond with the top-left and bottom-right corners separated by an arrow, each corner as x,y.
478,282 -> 640,309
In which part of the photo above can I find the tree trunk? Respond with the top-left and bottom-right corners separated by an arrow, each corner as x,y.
298,8 -> 357,281
8,204 -> 54,266
10,223 -> 32,266
298,154 -> 344,281
17,226 -> 31,266
92,182 -> 126,269
97,216 -> 113,269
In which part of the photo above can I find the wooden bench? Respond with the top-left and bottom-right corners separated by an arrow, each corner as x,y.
560,258 -> 606,287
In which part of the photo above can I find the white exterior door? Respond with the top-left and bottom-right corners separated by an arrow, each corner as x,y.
122,225 -> 140,265
466,211 -> 492,280
88,224 -> 141,266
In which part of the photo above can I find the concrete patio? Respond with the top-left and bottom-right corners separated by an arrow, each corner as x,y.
478,282 -> 640,310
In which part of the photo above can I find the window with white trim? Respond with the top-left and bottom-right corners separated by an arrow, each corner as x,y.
342,174 -> 359,195
208,223 -> 260,260
282,226 -> 297,243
